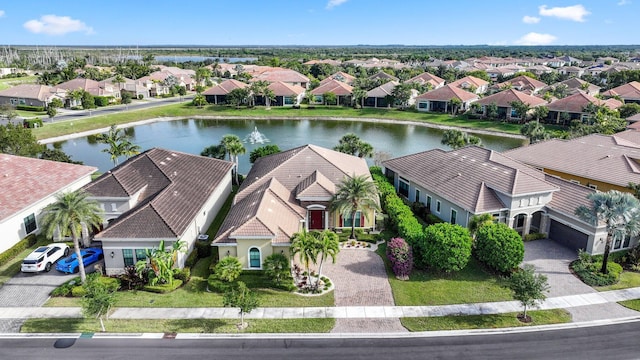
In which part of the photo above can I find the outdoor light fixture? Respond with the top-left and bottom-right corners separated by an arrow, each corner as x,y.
110,251 -> 115,258
226,250 -> 230,256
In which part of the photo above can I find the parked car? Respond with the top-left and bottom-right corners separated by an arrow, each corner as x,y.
56,248 -> 104,274
21,244 -> 70,273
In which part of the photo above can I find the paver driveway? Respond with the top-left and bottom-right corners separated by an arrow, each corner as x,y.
323,248 -> 406,333
523,239 -> 637,322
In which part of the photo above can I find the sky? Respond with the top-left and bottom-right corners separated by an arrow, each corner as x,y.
0,0 -> 637,46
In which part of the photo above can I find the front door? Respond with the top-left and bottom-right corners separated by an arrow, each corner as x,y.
309,210 -> 324,230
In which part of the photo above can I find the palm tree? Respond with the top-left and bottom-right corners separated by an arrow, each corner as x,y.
290,229 -> 320,284
40,190 -> 103,284
520,121 -> 549,144
315,230 -> 339,289
441,129 -> 482,150
575,190 -> 640,274
331,174 -> 380,239
352,87 -> 367,108
221,134 -> 245,185
469,213 -> 494,239
112,74 -> 125,91
95,125 -> 140,166
333,133 -> 374,158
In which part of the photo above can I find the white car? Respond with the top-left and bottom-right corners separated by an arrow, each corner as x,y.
21,244 -> 70,273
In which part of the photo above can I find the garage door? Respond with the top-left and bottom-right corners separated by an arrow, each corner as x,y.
549,220 -> 588,251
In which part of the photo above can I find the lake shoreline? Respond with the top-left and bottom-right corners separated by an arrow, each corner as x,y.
39,115 -> 527,145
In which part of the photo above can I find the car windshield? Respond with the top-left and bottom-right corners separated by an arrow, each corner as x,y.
34,247 -> 48,253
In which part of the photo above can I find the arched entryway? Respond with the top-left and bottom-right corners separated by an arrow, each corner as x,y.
307,205 -> 327,230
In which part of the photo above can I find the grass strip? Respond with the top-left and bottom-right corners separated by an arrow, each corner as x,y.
401,309 -> 572,331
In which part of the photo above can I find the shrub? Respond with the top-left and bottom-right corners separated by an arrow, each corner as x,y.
0,234 -> 39,266
16,105 -> 44,112
418,223 -> 472,272
572,259 -> 622,286
263,253 -> 291,286
185,248 -> 199,268
51,278 -> 81,297
524,232 -> 547,241
118,265 -> 146,290
474,223 -> 524,274
425,214 -> 444,225
173,267 -> 191,282
143,279 -> 183,293
207,275 -> 232,292
94,96 -> 110,107
71,286 -> 87,297
94,276 -> 120,292
137,94 -> 144,100
195,240 -> 212,258
213,256 -> 242,283
23,118 -> 43,128
386,237 -> 413,280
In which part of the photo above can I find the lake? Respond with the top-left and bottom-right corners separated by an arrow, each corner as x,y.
52,118 -> 526,174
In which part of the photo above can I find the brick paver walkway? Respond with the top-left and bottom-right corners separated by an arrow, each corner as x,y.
323,248 -> 407,332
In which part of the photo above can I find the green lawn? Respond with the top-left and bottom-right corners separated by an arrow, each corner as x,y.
21,318 -> 335,334
595,271 -> 640,292
46,256 -> 334,308
0,75 -> 38,91
16,110 -> 47,118
377,243 -> 513,306
619,299 -> 640,312
32,103 -> 527,140
401,309 -> 572,331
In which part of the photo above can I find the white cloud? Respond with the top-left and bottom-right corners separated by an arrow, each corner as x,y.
23,15 -> 94,35
0,10 -> 5,18
514,32 -> 557,45
618,0 -> 630,5
539,4 -> 590,22
522,15 -> 540,24
326,0 -> 348,9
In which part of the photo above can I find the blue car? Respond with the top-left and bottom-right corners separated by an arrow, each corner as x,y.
56,248 -> 104,274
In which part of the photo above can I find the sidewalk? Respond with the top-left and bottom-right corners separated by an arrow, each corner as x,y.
1,287 -> 638,320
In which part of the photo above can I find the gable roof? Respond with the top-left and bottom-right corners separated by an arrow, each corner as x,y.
547,92 -> 622,113
368,71 -> 399,82
0,154 -> 96,222
56,78 -> 118,97
310,79 -> 354,96
202,79 -> 248,95
497,75 -> 546,91
367,81 -> 399,98
383,146 -> 557,213
476,88 -> 547,108
504,131 -> 640,188
0,84 -> 66,101
320,72 -> 356,85
267,81 -> 305,96
449,76 -> 489,89
406,72 -> 445,87
415,84 -> 479,102
251,68 -> 310,84
85,148 -> 233,239
601,81 -> 640,101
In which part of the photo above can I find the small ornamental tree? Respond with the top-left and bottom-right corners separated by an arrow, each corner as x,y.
509,264 -> 549,322
474,223 -> 524,274
214,256 -> 243,283
223,281 -> 259,330
419,223 -> 472,272
263,253 -> 290,286
386,237 -> 413,280
81,273 -> 118,332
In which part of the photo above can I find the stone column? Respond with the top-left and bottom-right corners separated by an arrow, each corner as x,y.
522,214 -> 533,239
539,213 -> 550,236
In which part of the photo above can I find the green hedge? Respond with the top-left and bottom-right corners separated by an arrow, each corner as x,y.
524,232 -> 547,241
94,96 -> 111,107
16,105 -> 44,112
195,240 -> 211,258
23,118 -> 43,128
0,234 -> 39,266
143,279 -> 183,293
474,223 -> 524,274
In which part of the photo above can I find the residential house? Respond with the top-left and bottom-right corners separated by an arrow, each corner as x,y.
505,130 -> 640,193
557,66 -> 585,78
310,79 -> 353,105
493,75 -> 547,95
212,145 -> 376,269
485,67 -> 517,82
250,67 -> 310,89
320,72 -> 356,86
525,65 -> 554,76
0,84 -> 67,109
107,76 -> 150,99
264,81 -> 305,106
0,154 -> 96,254
383,146 -> 618,254
83,148 -> 234,275
449,76 -> 490,94
367,71 -> 399,82
405,72 -> 445,90
601,81 -> 640,104
303,59 -> 342,66
626,113 -> 640,126
56,78 -> 121,104
475,89 -> 547,121
596,56 -> 620,64
545,92 -> 622,125
202,79 -> 248,104
364,81 -> 399,108
414,84 -> 478,113
542,78 -> 600,97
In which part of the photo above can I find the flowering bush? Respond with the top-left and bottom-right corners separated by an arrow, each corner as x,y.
386,237 -> 413,280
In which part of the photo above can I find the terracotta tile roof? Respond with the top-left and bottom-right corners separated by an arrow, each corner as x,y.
368,71 -> 399,82
296,170 -> 336,199
627,113 -> 640,122
547,92 -> 622,113
202,79 -> 248,95
320,72 -> 356,85
267,81 -> 305,96
85,148 -> 233,239
415,84 -> 479,102
252,68 -> 310,84
56,78 -> 118,97
449,76 -> 489,89
602,81 -> 640,101
476,89 -> 547,108
310,79 -> 353,96
544,175 -> 596,220
504,132 -> 640,188
496,75 -> 546,92
383,146 -> 557,213
406,72 -> 445,87
303,59 -> 342,66
367,81 -> 400,98
0,84 -> 66,101
0,154 -> 96,222
542,78 -> 600,96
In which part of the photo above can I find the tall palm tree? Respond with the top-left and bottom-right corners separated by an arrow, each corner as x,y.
441,129 -> 482,150
331,174 -> 380,239
575,190 -> 640,274
221,134 -> 245,185
315,230 -> 339,289
290,229 -> 320,283
95,124 -> 140,166
40,190 -> 103,284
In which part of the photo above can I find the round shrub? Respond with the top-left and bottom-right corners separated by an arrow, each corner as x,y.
386,237 -> 413,280
213,256 -> 242,283
418,223 -> 472,272
475,223 -> 524,274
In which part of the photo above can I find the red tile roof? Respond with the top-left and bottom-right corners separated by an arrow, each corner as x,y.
449,76 -> 489,90
547,92 -> 622,113
268,81 -> 305,96
310,79 -> 354,96
415,84 -> 479,102
496,75 -> 546,92
406,72 -> 445,87
0,84 -> 66,101
202,79 -> 248,95
602,81 -> 640,101
0,154 -> 96,221
476,89 -> 547,108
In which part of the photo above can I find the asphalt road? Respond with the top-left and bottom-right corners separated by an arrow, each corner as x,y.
2,320 -> 639,360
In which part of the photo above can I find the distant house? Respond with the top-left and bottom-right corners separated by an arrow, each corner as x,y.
448,76 -> 490,94
320,72 -> 356,86
0,154 -> 96,254
526,65 -> 554,76
83,148 -> 234,275
310,79 -> 353,105
212,145 -> 376,269
557,66 -> 585,78
367,71 -> 399,82
493,75 -> 547,94
546,92 -> 622,125
265,81 -> 305,106
56,78 -> 121,105
0,84 -> 67,109
542,78 -> 600,97
202,79 -> 248,104
251,68 -> 310,89
383,146 -> 618,254
405,72 -> 445,89
475,89 -> 547,120
414,84 -> 478,113
364,81 -> 399,108
601,81 -> 640,104
108,76 -> 150,99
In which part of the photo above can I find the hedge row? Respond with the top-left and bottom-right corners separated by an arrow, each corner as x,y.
0,234 -> 39,266
16,105 -> 44,112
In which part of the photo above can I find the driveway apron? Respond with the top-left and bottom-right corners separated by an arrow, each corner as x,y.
323,248 -> 407,333
523,239 -> 637,322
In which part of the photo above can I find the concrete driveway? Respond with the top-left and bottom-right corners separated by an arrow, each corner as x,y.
523,239 -> 637,321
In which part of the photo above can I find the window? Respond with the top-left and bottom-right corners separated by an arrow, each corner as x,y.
426,196 -> 431,210
415,189 -> 421,203
123,249 -> 134,266
436,200 -> 441,213
135,249 -> 147,262
418,102 -> 428,109
588,184 -> 598,190
24,213 -> 37,234
249,248 -> 261,268
569,180 -> 581,185
398,178 -> 409,198
614,234 -> 632,250
343,211 -> 362,227
284,96 -> 294,105
451,209 -> 457,225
